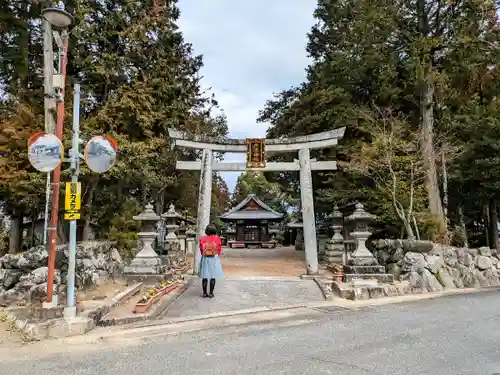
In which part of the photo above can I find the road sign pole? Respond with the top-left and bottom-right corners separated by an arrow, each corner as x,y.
64,83 -> 80,319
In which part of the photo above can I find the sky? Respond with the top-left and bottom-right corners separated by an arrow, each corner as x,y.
177,1 -> 317,192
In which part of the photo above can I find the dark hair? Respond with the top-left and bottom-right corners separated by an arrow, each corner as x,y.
205,224 -> 217,236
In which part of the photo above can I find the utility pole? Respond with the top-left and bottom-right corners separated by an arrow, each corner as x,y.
64,83 -> 80,318
41,7 -> 74,308
42,17 -> 56,246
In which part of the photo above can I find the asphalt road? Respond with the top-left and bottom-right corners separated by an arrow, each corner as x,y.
4,292 -> 500,375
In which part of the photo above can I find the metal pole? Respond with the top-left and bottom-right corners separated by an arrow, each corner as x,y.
45,31 -> 69,307
42,173 -> 51,245
64,83 -> 80,319
42,18 -> 56,247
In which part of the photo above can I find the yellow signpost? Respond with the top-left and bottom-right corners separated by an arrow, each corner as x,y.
64,182 -> 81,220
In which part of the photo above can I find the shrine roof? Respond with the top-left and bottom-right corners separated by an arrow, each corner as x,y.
220,194 -> 284,221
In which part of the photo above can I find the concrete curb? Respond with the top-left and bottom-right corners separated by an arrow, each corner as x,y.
85,282 -> 143,325
97,280 -> 193,327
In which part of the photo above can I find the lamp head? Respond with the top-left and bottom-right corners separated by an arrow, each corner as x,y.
42,8 -> 73,28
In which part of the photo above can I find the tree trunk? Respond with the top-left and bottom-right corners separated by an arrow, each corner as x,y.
484,205 -> 490,248
420,74 -> 446,232
82,180 -> 97,241
488,199 -> 498,250
441,151 -> 448,221
403,218 -> 415,240
458,205 -> 469,247
9,210 -> 21,253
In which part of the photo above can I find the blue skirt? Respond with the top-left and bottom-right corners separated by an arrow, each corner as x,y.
199,255 -> 224,279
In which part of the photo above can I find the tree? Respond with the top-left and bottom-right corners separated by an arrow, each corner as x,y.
0,0 -> 228,253
349,108 -> 426,239
259,0 -> 500,242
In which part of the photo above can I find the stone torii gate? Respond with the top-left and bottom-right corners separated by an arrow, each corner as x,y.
168,127 -> 345,275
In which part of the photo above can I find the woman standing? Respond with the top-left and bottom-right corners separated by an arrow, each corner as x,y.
199,224 -> 224,298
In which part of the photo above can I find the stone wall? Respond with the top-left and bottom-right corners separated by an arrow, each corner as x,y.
0,241 -> 123,306
371,239 -> 500,292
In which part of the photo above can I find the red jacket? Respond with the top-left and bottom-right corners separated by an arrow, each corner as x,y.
199,235 -> 222,255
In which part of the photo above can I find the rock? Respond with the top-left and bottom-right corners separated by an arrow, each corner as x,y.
0,268 -> 5,282
391,247 -> 405,263
467,248 -> 478,258
478,247 -> 492,257
463,253 -> 473,266
110,248 -> 122,263
3,287 -> 24,304
462,270 -> 479,288
22,245 -> 48,268
402,240 -> 434,253
437,268 -> 456,289
421,269 -> 444,292
28,282 -> 48,303
3,269 -> 23,288
491,257 -> 498,266
387,263 -> 402,281
443,247 -> 458,267
402,252 -> 426,272
484,269 -> 500,286
475,255 -> 493,271
430,243 -> 443,257
378,250 -> 390,264
424,255 -> 443,274
455,248 -> 465,263
18,267 -> 60,286
473,269 -> 489,287
408,271 -> 423,290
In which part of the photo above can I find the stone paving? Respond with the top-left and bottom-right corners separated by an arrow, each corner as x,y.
220,246 -> 306,277
162,278 -> 325,318
161,246 -> 325,319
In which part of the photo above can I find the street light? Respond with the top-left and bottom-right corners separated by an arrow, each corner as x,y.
41,7 -> 74,28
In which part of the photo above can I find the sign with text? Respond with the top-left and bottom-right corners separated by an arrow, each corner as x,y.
246,138 -> 265,169
64,182 -> 81,211
64,210 -> 81,220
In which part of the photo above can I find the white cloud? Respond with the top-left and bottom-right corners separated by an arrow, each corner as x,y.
177,0 -> 316,191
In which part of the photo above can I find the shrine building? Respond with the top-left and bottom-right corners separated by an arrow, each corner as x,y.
220,194 -> 283,249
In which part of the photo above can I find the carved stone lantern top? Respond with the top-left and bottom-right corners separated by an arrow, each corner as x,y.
133,203 -> 160,222
186,228 -> 196,237
133,203 -> 160,232
346,203 -> 375,222
345,202 -> 375,233
328,205 -> 343,229
162,203 -> 183,221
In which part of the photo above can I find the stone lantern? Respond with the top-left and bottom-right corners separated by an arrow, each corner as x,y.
124,203 -> 164,284
324,205 -> 345,265
161,204 -> 182,261
342,202 -> 393,285
345,202 -> 377,266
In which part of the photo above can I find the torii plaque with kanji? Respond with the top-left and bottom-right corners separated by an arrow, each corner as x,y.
246,138 -> 265,168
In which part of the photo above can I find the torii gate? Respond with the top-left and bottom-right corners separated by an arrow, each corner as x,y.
168,127 -> 346,275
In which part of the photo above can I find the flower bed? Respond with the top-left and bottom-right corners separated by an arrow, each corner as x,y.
328,264 -> 344,282
133,282 -> 179,314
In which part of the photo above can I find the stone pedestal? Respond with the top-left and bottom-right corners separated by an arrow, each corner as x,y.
124,204 -> 165,285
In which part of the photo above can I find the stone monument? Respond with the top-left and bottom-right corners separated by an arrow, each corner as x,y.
342,203 -> 393,284
324,205 -> 345,265
124,203 -> 164,284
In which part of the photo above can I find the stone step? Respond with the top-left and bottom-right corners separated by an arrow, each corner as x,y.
343,273 -> 394,283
